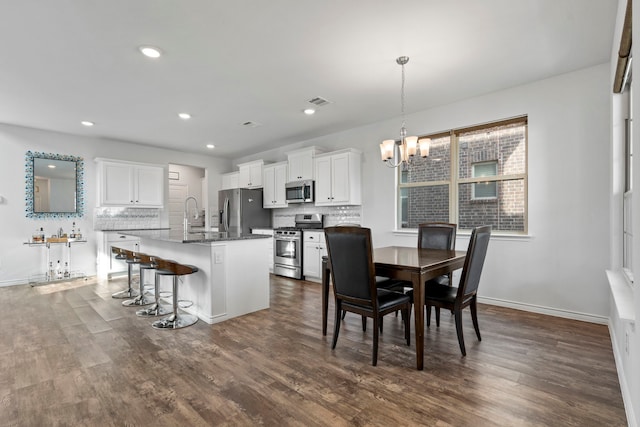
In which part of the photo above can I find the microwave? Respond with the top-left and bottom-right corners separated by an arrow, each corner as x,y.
285,180 -> 314,203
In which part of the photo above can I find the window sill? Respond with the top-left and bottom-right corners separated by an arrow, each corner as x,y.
393,229 -> 533,241
606,269 -> 636,322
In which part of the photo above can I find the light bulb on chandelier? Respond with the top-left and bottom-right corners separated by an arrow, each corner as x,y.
380,56 -> 430,168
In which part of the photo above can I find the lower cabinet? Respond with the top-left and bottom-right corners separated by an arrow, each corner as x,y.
96,232 -> 140,278
303,231 -> 326,282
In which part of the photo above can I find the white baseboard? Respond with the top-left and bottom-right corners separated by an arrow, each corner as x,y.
477,296 -> 609,325
609,321 -> 638,427
0,278 -> 29,288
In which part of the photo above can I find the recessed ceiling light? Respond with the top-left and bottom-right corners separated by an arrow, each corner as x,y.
178,113 -> 191,120
303,108 -> 316,115
48,164 -> 56,169
81,121 -> 94,127
139,46 -> 162,58
206,144 -> 215,149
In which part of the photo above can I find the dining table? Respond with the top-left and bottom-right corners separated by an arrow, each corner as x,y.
321,246 -> 467,370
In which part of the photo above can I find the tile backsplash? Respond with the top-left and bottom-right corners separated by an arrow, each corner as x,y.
94,207 -> 161,230
272,205 -> 361,228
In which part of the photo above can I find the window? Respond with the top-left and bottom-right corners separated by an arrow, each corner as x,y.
472,161 -> 498,199
398,117 -> 527,233
623,82 -> 633,281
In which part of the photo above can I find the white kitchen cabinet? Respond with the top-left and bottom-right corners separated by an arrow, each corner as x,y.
221,172 -> 240,190
96,232 -> 140,278
251,228 -> 274,272
303,230 -> 326,281
238,160 -> 264,188
98,160 -> 164,208
314,149 -> 362,206
286,146 -> 324,182
262,162 -> 288,208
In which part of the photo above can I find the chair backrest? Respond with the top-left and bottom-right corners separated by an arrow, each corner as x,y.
417,222 -> 457,250
457,225 -> 491,299
324,226 -> 376,306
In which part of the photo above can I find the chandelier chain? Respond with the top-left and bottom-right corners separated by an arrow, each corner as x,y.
400,60 -> 406,132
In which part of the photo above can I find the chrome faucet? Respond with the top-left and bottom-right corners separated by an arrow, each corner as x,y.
183,196 -> 199,233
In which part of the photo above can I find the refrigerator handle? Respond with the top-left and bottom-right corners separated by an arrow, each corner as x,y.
223,197 -> 230,231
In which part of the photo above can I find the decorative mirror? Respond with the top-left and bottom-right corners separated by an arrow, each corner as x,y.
25,151 -> 84,219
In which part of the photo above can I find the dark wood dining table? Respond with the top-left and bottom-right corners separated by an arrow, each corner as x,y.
321,246 -> 467,370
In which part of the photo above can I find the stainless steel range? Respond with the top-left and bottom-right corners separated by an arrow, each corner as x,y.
273,213 -> 323,280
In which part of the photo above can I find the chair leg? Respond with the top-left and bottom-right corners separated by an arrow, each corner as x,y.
471,297 -> 481,341
332,301 -> 342,349
454,308 -> 466,356
362,315 -> 367,332
435,307 -> 441,327
403,307 -> 410,346
379,316 -> 383,333
426,305 -> 431,327
341,310 -> 346,320
372,316 -> 379,366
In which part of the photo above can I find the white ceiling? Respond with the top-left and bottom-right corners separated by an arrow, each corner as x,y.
0,1 -> 617,159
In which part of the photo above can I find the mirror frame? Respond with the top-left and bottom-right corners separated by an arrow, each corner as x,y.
25,151 -> 85,219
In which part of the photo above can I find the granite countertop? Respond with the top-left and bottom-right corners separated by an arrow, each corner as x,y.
97,228 -> 171,232
117,228 -> 271,244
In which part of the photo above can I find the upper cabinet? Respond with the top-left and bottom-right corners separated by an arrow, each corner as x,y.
314,149 -> 362,206
262,161 -> 288,208
98,160 -> 164,208
221,171 -> 240,190
286,146 -> 325,182
238,160 -> 263,188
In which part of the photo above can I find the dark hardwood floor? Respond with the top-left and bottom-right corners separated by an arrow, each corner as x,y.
0,274 -> 627,426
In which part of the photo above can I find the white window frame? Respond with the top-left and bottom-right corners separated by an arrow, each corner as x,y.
471,161 -> 498,200
623,88 -> 633,283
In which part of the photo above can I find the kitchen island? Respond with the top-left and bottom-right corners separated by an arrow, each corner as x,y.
117,229 -> 271,324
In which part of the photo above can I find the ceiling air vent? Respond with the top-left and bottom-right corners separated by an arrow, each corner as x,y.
241,121 -> 261,128
307,97 -> 332,107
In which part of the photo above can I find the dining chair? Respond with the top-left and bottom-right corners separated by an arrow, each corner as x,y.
379,222 -> 457,323
324,226 -> 411,366
423,225 -> 491,356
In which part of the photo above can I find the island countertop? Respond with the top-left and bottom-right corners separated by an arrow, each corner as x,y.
117,228 -> 270,244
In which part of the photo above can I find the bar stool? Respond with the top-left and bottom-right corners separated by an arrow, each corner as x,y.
123,253 -> 155,307
136,256 -> 174,318
111,247 -> 140,299
152,259 -> 199,329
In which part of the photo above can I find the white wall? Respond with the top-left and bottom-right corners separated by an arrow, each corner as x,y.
238,63 -> 612,321
0,124 -> 231,285
608,0 -> 639,425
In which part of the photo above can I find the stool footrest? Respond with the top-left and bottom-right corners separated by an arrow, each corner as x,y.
123,294 -> 154,307
112,288 -> 139,299
178,299 -> 193,309
136,303 -> 172,317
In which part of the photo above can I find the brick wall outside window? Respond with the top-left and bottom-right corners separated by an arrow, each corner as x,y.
399,119 -> 527,233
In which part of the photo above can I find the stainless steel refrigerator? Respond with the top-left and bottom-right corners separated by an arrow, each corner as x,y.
218,188 -> 272,234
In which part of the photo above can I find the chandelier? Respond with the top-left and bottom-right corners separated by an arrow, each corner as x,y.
379,56 -> 430,168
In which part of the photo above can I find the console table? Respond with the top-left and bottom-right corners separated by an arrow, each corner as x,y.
24,239 -> 87,285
